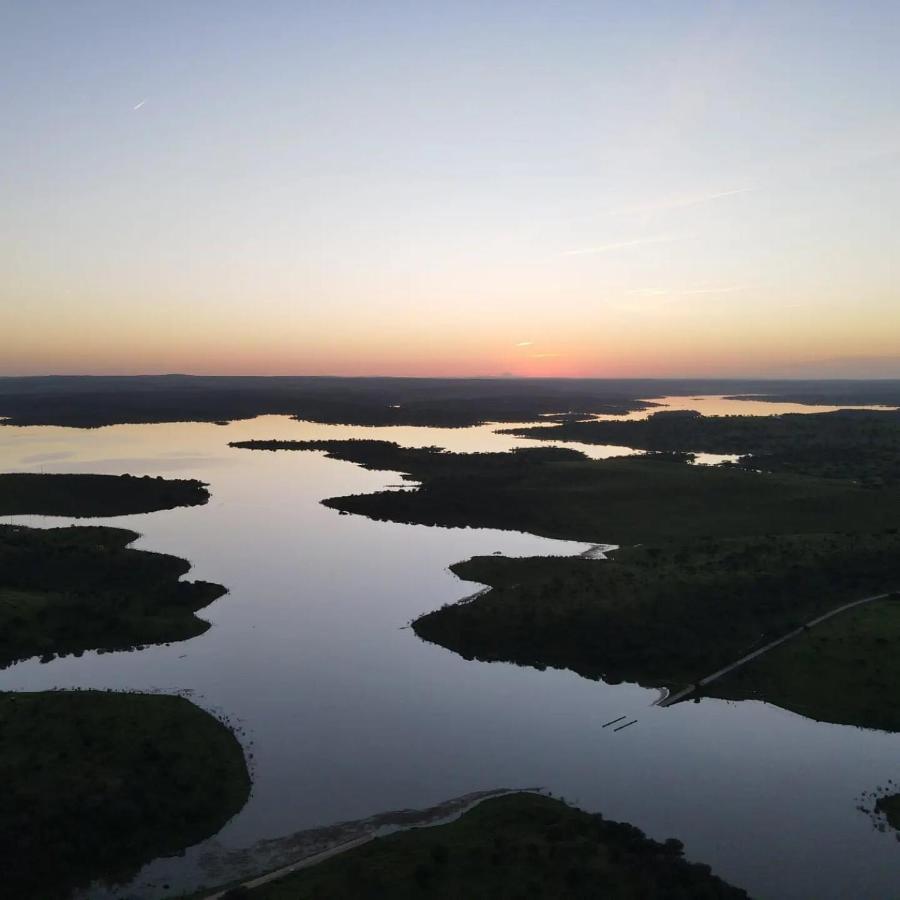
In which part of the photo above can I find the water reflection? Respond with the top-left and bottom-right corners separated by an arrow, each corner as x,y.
0,401 -> 897,900
591,394 -> 899,421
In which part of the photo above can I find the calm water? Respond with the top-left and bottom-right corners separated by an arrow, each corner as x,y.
1,399 -> 898,899
596,394 -> 899,420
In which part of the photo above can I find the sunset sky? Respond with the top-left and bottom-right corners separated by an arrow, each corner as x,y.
3,2 -> 899,378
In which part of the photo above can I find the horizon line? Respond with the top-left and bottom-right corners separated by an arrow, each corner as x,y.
3,373 -> 900,383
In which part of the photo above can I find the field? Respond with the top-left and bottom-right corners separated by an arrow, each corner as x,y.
710,595 -> 900,731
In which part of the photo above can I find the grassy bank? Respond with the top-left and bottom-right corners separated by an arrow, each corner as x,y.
0,472 -> 210,517
0,689 -> 250,900
222,792 -> 747,899
0,524 -> 225,667
228,440 -> 900,543
710,595 -> 900,731
413,535 -> 900,714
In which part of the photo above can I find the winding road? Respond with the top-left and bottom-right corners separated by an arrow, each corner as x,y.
658,590 -> 897,707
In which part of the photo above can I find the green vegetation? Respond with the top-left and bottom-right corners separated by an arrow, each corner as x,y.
875,794 -> 900,831
0,524 -> 225,667
227,792 -> 747,899
0,689 -> 250,900
413,535 -> 900,695
230,440 -> 900,543
710,595 -> 900,731
504,408 -> 900,484
0,472 -> 210,517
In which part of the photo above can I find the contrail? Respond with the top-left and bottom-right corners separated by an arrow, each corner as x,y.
132,99 -> 147,110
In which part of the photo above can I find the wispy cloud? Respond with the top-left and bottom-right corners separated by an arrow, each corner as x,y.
562,234 -> 683,256
676,187 -> 754,207
531,353 -> 560,359
515,341 -> 534,347
613,187 -> 754,217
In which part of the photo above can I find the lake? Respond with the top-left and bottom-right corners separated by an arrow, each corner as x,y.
0,398 -> 897,899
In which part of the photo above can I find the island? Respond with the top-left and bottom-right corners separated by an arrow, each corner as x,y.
216,792 -> 747,899
0,472 -> 211,517
1,689 -> 250,900
0,524 -> 225,668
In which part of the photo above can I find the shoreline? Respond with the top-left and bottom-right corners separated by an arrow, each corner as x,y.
198,788 -> 543,899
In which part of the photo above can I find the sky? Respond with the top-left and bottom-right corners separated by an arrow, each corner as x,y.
2,1 -> 899,378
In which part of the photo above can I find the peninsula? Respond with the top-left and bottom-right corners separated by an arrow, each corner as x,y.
1,689 -> 250,900
217,792 -> 748,899
228,439 -> 900,542
0,524 -> 225,668
0,472 -> 210,517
